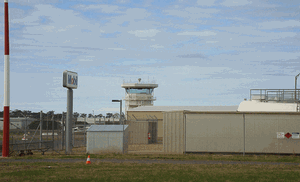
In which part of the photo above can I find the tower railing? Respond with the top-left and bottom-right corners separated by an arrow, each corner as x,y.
250,89 -> 300,103
123,95 -> 157,101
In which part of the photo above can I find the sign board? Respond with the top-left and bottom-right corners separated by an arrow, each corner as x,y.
63,70 -> 78,89
292,132 -> 300,139
285,132 -> 292,139
277,132 -> 284,139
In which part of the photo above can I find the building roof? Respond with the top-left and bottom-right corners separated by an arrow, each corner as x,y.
127,105 -> 239,112
87,125 -> 128,132
121,83 -> 158,88
0,117 -> 36,122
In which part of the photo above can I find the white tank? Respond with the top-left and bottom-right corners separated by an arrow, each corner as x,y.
238,100 -> 298,112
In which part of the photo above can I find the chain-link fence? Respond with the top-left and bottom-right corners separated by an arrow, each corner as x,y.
0,111 -> 164,156
0,111 -> 89,156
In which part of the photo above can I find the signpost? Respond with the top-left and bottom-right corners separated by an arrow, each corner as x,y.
63,70 -> 78,154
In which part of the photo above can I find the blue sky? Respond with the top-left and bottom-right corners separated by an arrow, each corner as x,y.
0,0 -> 299,115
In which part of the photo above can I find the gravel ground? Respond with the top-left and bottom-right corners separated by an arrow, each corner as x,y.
0,158 -> 300,166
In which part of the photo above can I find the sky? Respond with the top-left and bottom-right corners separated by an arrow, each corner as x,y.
0,0 -> 299,115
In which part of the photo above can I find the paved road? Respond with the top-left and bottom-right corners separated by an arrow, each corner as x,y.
0,158 -> 300,166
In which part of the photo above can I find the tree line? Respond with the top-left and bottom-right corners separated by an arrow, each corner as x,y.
0,109 -> 124,120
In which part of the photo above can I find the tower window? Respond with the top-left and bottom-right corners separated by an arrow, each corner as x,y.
126,88 -> 152,94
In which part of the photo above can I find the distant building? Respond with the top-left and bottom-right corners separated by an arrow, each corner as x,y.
0,117 -> 36,130
76,117 -> 120,125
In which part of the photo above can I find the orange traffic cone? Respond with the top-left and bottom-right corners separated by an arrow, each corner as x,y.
86,155 -> 91,164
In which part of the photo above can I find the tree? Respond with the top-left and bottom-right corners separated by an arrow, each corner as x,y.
47,110 -> 54,116
80,113 -> 87,118
113,113 -> 120,119
106,113 -> 113,118
88,113 -> 93,118
73,112 -> 80,118
11,109 -> 22,117
96,114 -> 103,118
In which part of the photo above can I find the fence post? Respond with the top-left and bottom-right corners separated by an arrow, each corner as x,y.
40,111 -> 43,149
61,112 -> 64,150
46,113 -> 48,144
52,113 -> 54,151
73,117 -> 75,147
243,113 -> 245,156
84,116 -> 86,146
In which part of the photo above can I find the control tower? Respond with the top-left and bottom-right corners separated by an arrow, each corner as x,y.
122,78 -> 158,113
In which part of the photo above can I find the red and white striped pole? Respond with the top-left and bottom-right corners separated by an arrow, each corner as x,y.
2,0 -> 10,157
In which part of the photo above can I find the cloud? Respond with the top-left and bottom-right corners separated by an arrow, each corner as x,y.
128,29 -> 161,37
163,7 -> 219,19
73,4 -> 122,13
257,20 -> 300,30
177,54 -> 206,58
221,0 -> 252,7
150,44 -> 164,49
108,48 -> 126,50
177,31 -> 216,36
206,41 -> 219,44
197,0 -> 217,6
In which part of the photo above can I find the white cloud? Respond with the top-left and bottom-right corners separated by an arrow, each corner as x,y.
128,29 -> 161,37
150,44 -> 164,49
206,41 -> 219,43
257,20 -> 300,29
221,0 -> 252,7
197,0 -> 217,6
164,7 -> 219,19
178,31 -> 216,36
73,4 -> 122,13
108,48 -> 126,50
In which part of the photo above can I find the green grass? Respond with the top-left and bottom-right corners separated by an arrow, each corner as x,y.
1,161 -> 300,181
4,151 -> 300,164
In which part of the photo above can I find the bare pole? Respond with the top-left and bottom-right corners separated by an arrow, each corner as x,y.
121,100 -> 124,154
66,88 -> 73,154
295,73 -> 300,101
2,0 -> 10,157
243,113 -> 245,156
61,112 -> 64,150
84,115 -> 86,145
47,113 -> 48,143
24,115 -> 26,152
52,113 -> 54,150
40,111 -> 42,149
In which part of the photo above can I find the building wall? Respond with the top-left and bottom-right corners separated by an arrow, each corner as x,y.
185,113 -> 243,152
245,114 -> 300,153
184,112 -> 300,154
163,111 -> 185,154
0,119 -> 34,130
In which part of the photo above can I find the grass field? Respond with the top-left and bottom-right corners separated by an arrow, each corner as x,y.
2,147 -> 300,181
1,161 -> 300,181
4,146 -> 300,164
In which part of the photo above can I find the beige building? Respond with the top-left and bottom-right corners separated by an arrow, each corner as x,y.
125,89 -> 300,154
163,110 -> 300,154
127,106 -> 238,140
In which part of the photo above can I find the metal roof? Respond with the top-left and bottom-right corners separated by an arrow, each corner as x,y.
86,125 -> 128,132
127,106 -> 238,112
121,83 -> 158,88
